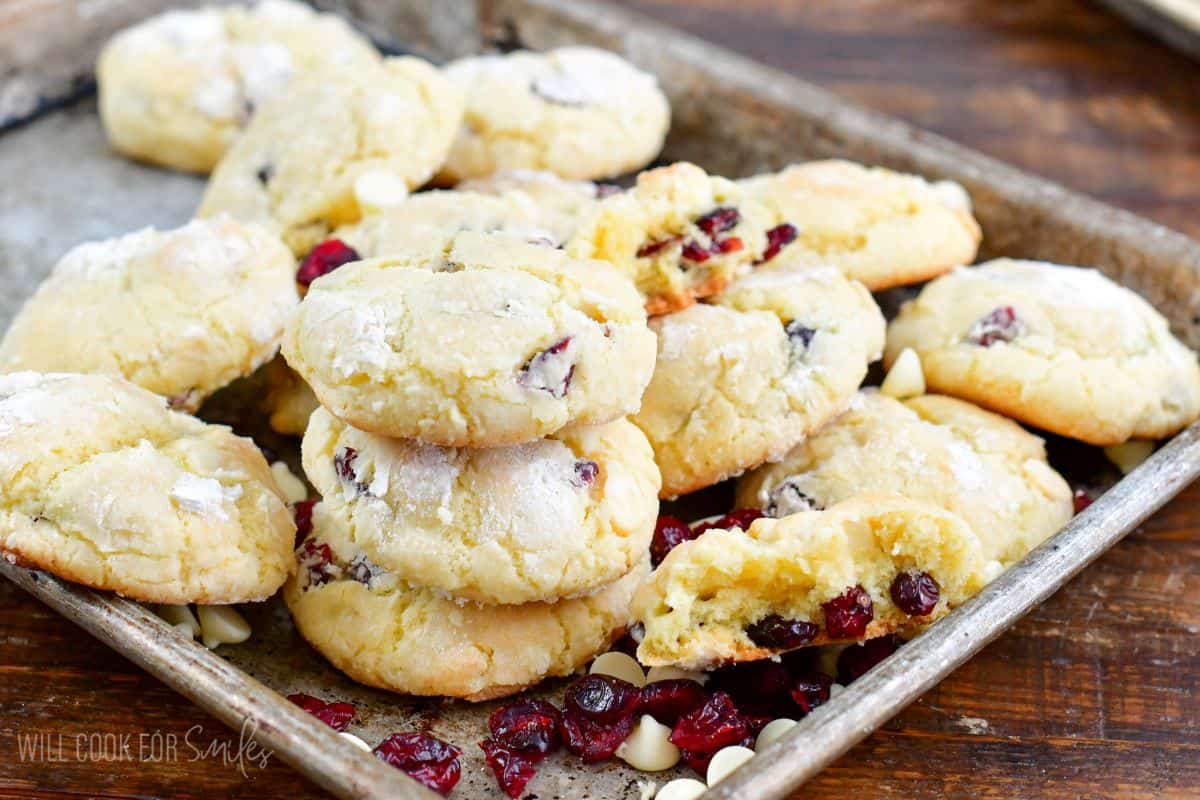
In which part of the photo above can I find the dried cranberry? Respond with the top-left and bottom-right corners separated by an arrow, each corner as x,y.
651,514 -> 694,566
823,585 -> 874,639
374,732 -> 461,795
681,240 -> 712,263
713,236 -> 744,254
489,699 -> 562,756
708,660 -> 793,716
297,239 -> 360,287
572,459 -> 599,488
293,498 -> 315,542
758,223 -> 798,264
680,734 -> 755,775
890,571 -> 940,617
559,675 -> 641,762
636,235 -> 682,258
518,337 -> 575,398
966,306 -> 1020,346
789,671 -> 833,715
695,207 -> 740,237
746,614 -> 819,651
334,447 -> 358,483
298,539 -> 335,588
785,320 -> 816,351
639,679 -> 708,727
595,182 -> 622,198
480,740 -> 538,798
287,693 -> 356,732
691,508 -> 764,537
837,635 -> 901,685
1073,488 -> 1094,514
670,692 -> 750,754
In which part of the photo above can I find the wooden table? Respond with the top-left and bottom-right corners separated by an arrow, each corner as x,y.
3,1 -> 1199,797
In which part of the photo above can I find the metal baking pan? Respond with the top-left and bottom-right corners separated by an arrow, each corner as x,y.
4,0 -> 1200,798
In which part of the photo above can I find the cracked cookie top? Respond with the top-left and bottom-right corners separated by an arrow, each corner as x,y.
436,47 -> 669,183
0,216 -> 298,412
885,259 -> 1200,444
281,231 -> 656,446
301,409 -> 659,604
0,372 -> 295,604
632,264 -> 885,498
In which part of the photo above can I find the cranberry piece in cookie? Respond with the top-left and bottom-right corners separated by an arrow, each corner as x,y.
758,222 -> 798,264
822,585 -> 874,639
518,336 -> 576,398
745,614 -> 819,651
890,570 -> 940,617
966,305 -> 1021,347
296,239 -> 360,287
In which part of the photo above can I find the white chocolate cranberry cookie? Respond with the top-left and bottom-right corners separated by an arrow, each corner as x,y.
285,502 -> 646,701
885,259 -> 1200,445
632,265 -> 885,498
336,189 -> 571,258
737,392 -> 1073,566
282,232 -> 656,446
738,160 -> 981,289
633,496 -> 988,669
436,47 -> 669,183
0,216 -> 298,412
198,56 -> 463,255
567,162 -> 773,315
0,373 -> 295,604
98,0 -> 379,174
302,408 -> 659,604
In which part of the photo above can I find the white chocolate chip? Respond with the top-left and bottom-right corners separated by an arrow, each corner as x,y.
196,605 -> 252,650
654,778 -> 709,800
1104,440 -> 1155,475
706,745 -> 754,786
754,717 -> 797,750
616,715 -> 680,772
270,461 -> 309,505
353,171 -> 410,213
646,665 -> 709,685
637,779 -> 658,800
157,604 -> 201,639
339,732 -> 372,752
880,347 -> 925,399
590,651 -> 647,687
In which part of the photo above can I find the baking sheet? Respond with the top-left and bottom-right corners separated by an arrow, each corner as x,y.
5,1 -> 1200,798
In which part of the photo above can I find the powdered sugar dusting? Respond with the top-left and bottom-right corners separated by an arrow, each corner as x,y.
170,473 -> 243,521
472,439 -> 587,547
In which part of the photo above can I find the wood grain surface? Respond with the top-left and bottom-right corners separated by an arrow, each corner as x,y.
3,1 -> 1200,798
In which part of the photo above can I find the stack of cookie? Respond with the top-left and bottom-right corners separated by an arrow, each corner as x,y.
279,231 -> 662,700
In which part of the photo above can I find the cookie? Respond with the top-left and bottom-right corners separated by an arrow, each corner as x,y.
458,169 -> 614,242
0,373 -> 295,604
281,232 -> 657,447
302,408 -> 659,603
738,160 -> 981,289
285,501 -> 646,700
567,162 -> 774,314
632,496 -> 988,669
631,265 -> 886,498
198,56 -> 463,255
98,0 -> 379,174
0,216 -> 298,412
436,47 -> 669,183
737,391 -> 1073,566
884,259 -> 1200,444
335,188 -> 573,258
262,356 -> 320,436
